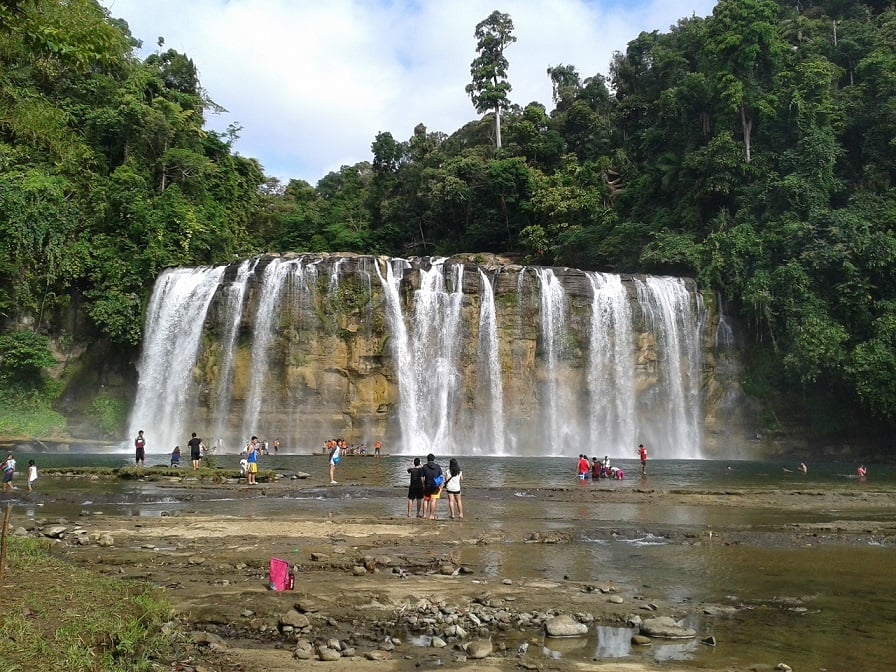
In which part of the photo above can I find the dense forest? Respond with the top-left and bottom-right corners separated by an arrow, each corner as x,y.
1,0 -> 895,447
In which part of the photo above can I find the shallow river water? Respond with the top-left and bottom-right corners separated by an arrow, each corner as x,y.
7,452 -> 896,671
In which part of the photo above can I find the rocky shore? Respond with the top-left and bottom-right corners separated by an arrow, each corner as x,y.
8,477 -> 896,672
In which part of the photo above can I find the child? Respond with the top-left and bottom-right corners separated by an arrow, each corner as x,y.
27,460 -> 37,492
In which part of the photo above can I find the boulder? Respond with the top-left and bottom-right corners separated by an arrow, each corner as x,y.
544,614 -> 588,637
466,639 -> 493,659
640,616 -> 696,639
280,609 -> 310,629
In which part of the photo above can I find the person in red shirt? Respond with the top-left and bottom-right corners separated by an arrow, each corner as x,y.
638,444 -> 648,475
577,454 -> 590,481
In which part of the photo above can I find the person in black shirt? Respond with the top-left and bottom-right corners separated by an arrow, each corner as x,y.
188,432 -> 203,470
407,457 -> 424,517
420,453 -> 444,520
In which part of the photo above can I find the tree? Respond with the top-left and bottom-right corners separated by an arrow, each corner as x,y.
465,10 -> 516,150
705,0 -> 786,164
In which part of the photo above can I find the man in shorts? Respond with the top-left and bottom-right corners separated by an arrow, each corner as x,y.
188,432 -> 203,470
420,453 -> 443,520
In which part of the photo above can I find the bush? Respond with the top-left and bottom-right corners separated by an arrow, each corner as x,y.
89,393 -> 128,437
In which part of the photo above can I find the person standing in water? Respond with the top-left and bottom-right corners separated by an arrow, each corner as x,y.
187,432 -> 203,470
328,439 -> 341,485
134,430 -> 146,467
638,443 -> 648,476
27,459 -> 37,492
857,464 -> 867,480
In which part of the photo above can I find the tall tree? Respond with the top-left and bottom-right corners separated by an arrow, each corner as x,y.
465,10 -> 516,150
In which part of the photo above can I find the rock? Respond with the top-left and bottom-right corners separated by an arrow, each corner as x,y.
703,605 -> 738,616
375,555 -> 392,566
13,527 -> 28,537
440,564 -> 455,575
310,552 -> 329,561
294,599 -> 318,613
280,609 -> 310,629
192,631 -> 228,648
431,636 -> 447,648
502,578 -> 513,585
365,650 -> 391,660
293,647 -> 313,660
352,565 -> 367,576
631,634 -> 653,646
702,636 -> 717,646
188,556 -> 206,565
608,595 -> 624,604
640,616 -> 697,639
776,665 -> 793,672
317,646 -> 341,661
294,639 -> 313,658
293,471 -> 310,479
544,614 -> 589,638
97,533 -> 114,547
465,639 -> 493,659
43,526 -> 67,538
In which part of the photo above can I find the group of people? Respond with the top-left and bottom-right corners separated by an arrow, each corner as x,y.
168,432 -> 207,470
1,452 -> 37,492
406,454 -> 463,520
577,444 -> 649,481
322,438 -> 382,459
578,454 -> 625,480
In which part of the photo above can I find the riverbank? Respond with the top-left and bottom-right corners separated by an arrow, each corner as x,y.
5,473 -> 896,671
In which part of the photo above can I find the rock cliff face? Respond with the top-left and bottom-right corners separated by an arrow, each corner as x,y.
129,253 -> 758,457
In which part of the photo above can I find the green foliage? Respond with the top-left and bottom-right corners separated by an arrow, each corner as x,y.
0,536 -> 174,672
89,393 -> 128,436
3,1 -> 896,441
0,331 -> 55,383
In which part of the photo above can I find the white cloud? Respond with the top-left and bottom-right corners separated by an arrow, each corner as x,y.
100,0 -> 717,184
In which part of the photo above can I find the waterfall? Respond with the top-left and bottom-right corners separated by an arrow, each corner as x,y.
327,257 -> 344,298
211,259 -> 256,446
634,276 -> 704,459
587,272 -> 635,454
535,268 -> 568,454
241,257 -> 296,442
376,258 -> 417,448
130,255 -> 723,458
477,269 -> 505,455
128,265 -> 225,455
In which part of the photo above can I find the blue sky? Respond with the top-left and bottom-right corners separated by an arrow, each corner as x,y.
100,0 -> 717,185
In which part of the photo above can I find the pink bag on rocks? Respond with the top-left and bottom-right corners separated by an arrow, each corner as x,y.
269,557 -> 289,591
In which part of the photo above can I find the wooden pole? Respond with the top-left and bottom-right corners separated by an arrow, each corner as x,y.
0,503 -> 11,585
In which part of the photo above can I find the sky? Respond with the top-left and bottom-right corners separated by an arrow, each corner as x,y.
99,0 -> 717,185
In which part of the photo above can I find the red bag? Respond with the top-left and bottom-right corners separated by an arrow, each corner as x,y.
269,557 -> 289,591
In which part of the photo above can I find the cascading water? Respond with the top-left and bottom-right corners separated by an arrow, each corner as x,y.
634,276 -> 704,459
241,257 -> 296,441
211,259 -> 257,444
587,272 -> 635,454
128,265 -> 225,454
477,268 -> 505,455
130,254 -> 730,458
535,268 -> 568,454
